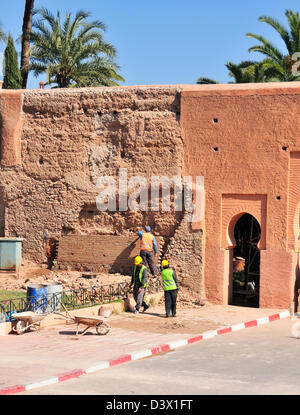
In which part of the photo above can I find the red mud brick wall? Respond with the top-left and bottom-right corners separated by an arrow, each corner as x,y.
57,234 -> 163,274
180,82 -> 300,308
0,87 -> 184,269
0,91 -> 22,167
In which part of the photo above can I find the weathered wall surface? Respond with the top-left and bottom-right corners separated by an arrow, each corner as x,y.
2,82 -> 300,309
0,91 -> 22,167
164,216 -> 204,303
0,87 -> 184,266
181,82 -> 300,308
57,234 -> 164,274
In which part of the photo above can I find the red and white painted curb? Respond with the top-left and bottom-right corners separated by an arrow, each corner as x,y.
0,310 -> 290,395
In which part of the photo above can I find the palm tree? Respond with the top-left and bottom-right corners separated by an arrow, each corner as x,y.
246,10 -> 300,81
196,77 -> 219,84
197,59 -> 280,85
226,60 -> 281,83
29,8 -> 125,88
21,0 -> 35,89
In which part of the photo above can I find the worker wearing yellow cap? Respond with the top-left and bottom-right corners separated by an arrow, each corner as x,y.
130,256 -> 150,314
161,260 -> 179,318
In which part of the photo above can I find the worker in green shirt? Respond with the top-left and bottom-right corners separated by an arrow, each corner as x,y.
161,260 -> 179,318
130,255 -> 150,314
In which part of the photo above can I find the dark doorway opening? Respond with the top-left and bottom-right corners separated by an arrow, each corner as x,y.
230,213 -> 260,308
45,238 -> 58,269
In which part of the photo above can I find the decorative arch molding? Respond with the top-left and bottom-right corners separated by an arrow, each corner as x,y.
294,201 -> 300,252
221,194 -> 267,250
226,210 -> 261,248
288,152 -> 300,250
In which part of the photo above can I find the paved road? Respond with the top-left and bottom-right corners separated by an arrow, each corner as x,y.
20,317 -> 300,395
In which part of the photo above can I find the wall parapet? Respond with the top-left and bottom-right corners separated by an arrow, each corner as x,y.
0,91 -> 23,167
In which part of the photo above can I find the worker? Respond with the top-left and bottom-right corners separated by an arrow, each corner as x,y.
161,260 -> 179,318
130,255 -> 150,314
138,225 -> 158,276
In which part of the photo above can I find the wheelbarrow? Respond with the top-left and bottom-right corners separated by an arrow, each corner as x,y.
74,315 -> 111,336
11,311 -> 47,335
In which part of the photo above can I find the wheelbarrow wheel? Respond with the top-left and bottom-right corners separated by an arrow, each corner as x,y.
15,320 -> 27,335
96,322 -> 110,335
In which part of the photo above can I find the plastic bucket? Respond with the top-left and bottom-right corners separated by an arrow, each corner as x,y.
43,282 -> 62,313
27,284 -> 47,313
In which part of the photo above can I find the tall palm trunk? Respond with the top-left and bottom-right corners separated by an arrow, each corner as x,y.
20,0 -> 34,89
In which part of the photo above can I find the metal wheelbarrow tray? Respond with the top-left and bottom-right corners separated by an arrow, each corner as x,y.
11,311 -> 47,335
74,315 -> 111,336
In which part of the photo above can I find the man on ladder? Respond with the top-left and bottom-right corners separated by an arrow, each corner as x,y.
138,226 -> 158,276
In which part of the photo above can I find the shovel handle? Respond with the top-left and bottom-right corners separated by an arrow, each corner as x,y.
61,302 -> 74,320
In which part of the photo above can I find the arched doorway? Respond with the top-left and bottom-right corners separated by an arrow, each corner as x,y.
230,213 -> 261,308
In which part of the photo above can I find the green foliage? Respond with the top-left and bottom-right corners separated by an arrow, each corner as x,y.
0,290 -> 25,301
197,9 -> 300,84
196,77 -> 219,84
246,10 -> 300,81
197,59 -> 280,85
226,59 -> 281,83
148,297 -> 156,307
2,35 -> 22,89
29,8 -> 125,88
111,308 -> 119,315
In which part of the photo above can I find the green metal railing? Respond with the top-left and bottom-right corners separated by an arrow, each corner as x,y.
0,278 -> 163,321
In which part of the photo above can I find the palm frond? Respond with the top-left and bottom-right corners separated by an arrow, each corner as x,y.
285,10 -> 300,51
246,33 -> 284,62
34,7 -> 57,29
196,77 -> 219,84
258,15 -> 292,53
247,11 -> 300,82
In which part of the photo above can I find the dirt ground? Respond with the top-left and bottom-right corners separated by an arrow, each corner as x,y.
108,305 -> 223,334
107,300 -> 284,335
0,259 -> 132,292
0,259 -> 200,306
0,260 -> 284,336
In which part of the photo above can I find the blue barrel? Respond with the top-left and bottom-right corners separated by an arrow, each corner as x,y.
27,284 -> 47,313
43,282 -> 62,313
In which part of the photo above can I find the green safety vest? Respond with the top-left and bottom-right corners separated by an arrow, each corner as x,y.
133,265 -> 148,288
161,268 -> 177,291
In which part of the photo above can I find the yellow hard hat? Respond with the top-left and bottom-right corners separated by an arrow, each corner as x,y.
161,260 -> 169,267
135,256 -> 143,265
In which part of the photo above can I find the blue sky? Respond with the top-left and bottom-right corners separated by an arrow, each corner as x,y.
0,0 -> 300,89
